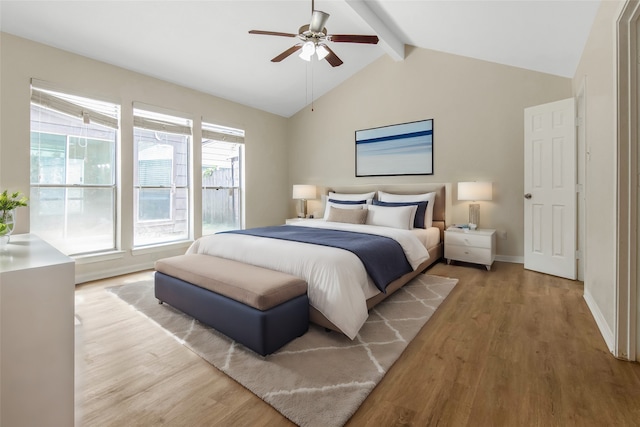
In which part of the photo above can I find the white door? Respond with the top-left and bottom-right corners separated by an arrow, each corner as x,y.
524,98 -> 577,280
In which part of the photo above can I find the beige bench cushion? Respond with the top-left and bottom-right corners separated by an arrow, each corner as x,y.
155,254 -> 307,311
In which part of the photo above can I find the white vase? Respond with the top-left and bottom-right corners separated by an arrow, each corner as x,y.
0,209 -> 16,246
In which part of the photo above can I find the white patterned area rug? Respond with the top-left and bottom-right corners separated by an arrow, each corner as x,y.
109,274 -> 458,427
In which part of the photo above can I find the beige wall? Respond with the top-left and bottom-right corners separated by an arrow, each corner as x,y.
287,46 -> 572,260
0,33 -> 289,283
572,0 -> 626,351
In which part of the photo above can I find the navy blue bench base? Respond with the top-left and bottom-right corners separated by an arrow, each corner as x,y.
154,272 -> 309,356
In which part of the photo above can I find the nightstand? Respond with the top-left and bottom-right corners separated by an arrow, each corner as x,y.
445,228 -> 496,270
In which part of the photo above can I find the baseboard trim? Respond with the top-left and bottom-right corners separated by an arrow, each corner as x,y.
495,255 -> 524,264
75,261 -> 155,285
583,289 -> 615,354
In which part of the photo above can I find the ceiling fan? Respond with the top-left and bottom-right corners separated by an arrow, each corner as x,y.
248,0 -> 379,67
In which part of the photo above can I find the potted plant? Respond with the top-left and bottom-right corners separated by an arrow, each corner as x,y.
0,190 -> 28,245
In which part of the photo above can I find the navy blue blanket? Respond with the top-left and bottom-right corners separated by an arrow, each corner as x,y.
223,225 -> 413,293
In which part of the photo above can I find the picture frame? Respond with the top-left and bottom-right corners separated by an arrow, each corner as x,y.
355,119 -> 434,177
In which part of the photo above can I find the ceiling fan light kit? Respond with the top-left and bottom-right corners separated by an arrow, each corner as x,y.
248,0 -> 379,67
298,41 -> 330,62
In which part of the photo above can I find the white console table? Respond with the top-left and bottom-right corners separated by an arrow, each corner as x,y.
0,234 -> 75,427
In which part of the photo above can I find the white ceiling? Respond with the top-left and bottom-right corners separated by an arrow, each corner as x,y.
0,0 -> 600,117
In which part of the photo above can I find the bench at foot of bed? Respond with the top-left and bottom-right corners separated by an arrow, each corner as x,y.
154,254 -> 309,356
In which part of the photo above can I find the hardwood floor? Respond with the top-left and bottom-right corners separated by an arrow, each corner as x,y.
75,262 -> 640,426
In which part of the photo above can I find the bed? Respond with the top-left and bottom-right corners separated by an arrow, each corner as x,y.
186,184 -> 450,339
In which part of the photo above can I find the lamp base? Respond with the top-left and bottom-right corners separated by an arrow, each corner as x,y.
468,203 -> 480,228
297,200 -> 308,218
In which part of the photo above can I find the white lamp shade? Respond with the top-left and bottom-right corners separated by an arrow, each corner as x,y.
292,184 -> 316,200
458,182 -> 492,201
316,44 -> 329,60
298,41 -> 315,61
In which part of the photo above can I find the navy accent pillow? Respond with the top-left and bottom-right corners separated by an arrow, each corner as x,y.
328,198 -> 367,205
372,200 -> 429,229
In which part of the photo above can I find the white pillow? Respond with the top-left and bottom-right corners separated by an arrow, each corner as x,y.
365,204 -> 414,230
323,201 -> 365,220
377,191 -> 436,228
328,191 -> 376,204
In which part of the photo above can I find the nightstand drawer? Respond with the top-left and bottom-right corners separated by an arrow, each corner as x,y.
445,245 -> 493,265
445,232 -> 492,249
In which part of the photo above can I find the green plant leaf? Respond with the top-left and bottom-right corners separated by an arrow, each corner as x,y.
0,189 -> 28,211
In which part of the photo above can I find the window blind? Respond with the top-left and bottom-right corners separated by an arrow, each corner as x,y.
30,88 -> 119,129
201,129 -> 244,143
202,122 -> 245,143
133,107 -> 192,136
133,116 -> 192,135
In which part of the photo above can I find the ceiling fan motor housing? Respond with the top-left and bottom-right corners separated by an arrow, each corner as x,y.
309,10 -> 330,33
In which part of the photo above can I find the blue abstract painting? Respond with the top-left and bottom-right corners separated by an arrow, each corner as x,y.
355,119 -> 433,176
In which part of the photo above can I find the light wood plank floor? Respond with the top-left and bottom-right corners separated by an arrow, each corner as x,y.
75,261 -> 640,426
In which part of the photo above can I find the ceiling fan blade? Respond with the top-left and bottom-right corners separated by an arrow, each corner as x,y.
309,10 -> 330,33
249,30 -> 298,38
271,44 -> 303,62
328,34 -> 379,44
323,45 -> 343,67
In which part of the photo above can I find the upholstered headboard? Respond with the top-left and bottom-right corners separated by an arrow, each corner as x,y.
322,183 -> 452,239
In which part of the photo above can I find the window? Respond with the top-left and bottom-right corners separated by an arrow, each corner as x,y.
202,122 -> 244,234
30,85 -> 119,256
134,108 -> 191,246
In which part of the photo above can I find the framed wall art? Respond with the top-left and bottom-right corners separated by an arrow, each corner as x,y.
355,119 -> 434,177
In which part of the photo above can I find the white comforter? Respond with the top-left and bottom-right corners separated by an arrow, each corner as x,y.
186,220 -> 430,339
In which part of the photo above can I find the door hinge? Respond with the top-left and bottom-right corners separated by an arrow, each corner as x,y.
576,250 -> 582,260
576,184 -> 583,193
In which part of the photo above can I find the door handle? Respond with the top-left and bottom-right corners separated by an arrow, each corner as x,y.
524,193 -> 532,199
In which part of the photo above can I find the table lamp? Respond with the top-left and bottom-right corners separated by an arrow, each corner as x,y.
458,181 -> 492,228
292,185 -> 316,218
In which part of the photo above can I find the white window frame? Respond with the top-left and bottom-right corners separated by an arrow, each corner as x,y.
201,121 -> 245,234
133,105 -> 192,247
29,81 -> 119,256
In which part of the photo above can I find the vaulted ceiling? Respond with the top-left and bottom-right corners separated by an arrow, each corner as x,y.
0,1 -> 600,117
